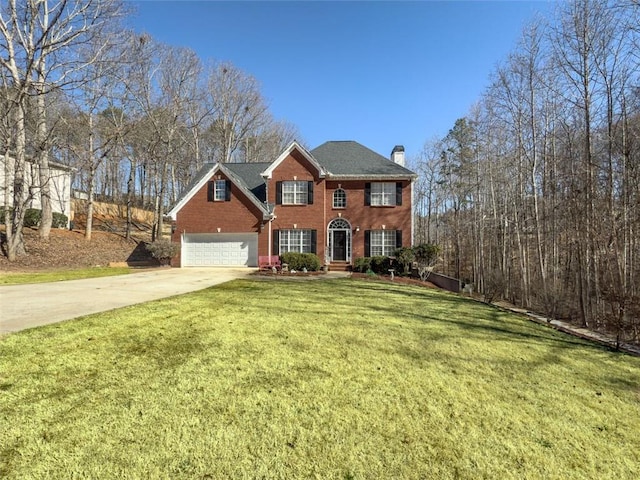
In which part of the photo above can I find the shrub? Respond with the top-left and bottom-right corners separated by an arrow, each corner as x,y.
146,240 -> 180,264
52,212 -> 68,228
414,243 -> 440,266
370,256 -> 392,275
0,208 -> 67,228
280,252 -> 321,272
413,243 -> 441,281
353,256 -> 394,274
0,206 -> 11,223
24,208 -> 42,227
353,257 -> 371,273
394,247 -> 415,275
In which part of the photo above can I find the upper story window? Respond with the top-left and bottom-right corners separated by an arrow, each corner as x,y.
207,179 -> 230,202
214,180 -> 227,201
276,181 -> 314,205
365,182 -> 402,207
371,182 -> 396,206
333,188 -> 346,208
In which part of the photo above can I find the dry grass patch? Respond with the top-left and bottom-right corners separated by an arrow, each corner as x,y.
1,279 -> 639,479
0,267 -> 130,285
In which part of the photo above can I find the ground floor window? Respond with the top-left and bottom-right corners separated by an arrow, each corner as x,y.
278,229 -> 315,254
367,230 -> 399,257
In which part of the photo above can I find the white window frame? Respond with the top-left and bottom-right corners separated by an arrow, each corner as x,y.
214,179 -> 226,201
370,230 -> 396,256
282,181 -> 308,205
333,188 -> 346,209
279,229 -> 312,253
371,182 -> 396,206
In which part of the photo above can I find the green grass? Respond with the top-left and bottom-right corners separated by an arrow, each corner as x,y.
0,267 -> 130,285
1,278 -> 639,479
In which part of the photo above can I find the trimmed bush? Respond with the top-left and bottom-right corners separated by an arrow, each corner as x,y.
146,240 -> 180,265
353,257 -> 371,273
0,207 -> 67,228
394,247 -> 415,275
52,212 -> 68,228
353,256 -> 393,275
24,208 -> 42,227
370,256 -> 392,275
280,252 -> 321,272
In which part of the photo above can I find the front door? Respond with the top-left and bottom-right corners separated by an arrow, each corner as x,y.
332,230 -> 347,261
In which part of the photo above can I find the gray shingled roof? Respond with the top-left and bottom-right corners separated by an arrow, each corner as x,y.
169,162 -> 271,218
225,162 -> 271,202
310,141 -> 416,178
170,142 -> 416,215
174,162 -> 216,204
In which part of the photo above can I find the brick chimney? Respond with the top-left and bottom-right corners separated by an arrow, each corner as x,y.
391,145 -> 405,167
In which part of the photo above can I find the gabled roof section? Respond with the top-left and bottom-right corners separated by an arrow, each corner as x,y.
260,141 -> 325,179
225,162 -> 271,202
167,162 -> 271,220
311,140 -> 417,179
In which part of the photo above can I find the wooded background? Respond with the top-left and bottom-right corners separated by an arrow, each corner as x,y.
410,1 -> 639,343
2,0 -> 639,342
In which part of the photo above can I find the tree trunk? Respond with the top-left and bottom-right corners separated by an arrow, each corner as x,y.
36,81 -> 53,241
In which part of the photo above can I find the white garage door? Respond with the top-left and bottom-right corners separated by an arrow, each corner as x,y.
182,233 -> 258,267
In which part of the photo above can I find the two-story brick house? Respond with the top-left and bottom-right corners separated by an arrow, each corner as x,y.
168,140 -> 417,268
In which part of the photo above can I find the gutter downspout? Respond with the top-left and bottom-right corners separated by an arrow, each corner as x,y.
411,179 -> 415,247
268,218 -> 272,258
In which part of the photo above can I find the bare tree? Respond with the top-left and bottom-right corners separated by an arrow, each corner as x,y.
0,0 -> 125,259
427,0 -> 640,343
205,62 -> 270,163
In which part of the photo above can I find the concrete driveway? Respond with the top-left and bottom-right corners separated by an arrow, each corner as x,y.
0,267 -> 252,334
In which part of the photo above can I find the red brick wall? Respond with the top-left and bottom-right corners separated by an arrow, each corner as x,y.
268,150 -> 327,260
171,171 -> 265,266
171,150 -> 414,267
325,180 -> 412,259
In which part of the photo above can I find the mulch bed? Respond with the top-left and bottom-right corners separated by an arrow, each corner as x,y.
350,272 -> 438,289
252,270 -> 327,278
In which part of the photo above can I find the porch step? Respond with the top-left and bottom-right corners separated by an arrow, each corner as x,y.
329,262 -> 352,272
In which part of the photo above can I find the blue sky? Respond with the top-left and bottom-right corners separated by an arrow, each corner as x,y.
130,1 -> 554,161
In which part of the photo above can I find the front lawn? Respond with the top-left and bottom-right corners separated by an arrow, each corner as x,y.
0,266 -> 130,285
1,279 -> 638,479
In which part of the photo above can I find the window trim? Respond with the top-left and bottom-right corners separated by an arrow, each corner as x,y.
333,188 -> 347,209
276,180 -> 314,205
213,179 -> 227,202
274,229 -> 317,254
364,229 -> 402,257
365,182 -> 403,207
370,182 -> 396,206
207,179 -> 231,202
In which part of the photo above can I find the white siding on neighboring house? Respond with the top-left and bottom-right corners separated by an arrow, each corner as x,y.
0,155 -> 73,223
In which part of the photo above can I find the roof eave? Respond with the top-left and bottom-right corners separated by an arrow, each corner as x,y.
326,173 -> 418,181
261,141 -> 327,179
167,163 -> 270,221
218,163 -> 270,216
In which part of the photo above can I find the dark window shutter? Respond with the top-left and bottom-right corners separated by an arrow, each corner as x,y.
307,181 -> 314,205
207,181 -> 215,202
311,230 -> 317,254
364,230 -> 371,257
225,180 -> 232,201
364,182 -> 371,206
396,182 -> 403,206
396,230 -> 403,249
273,230 -> 280,256
276,181 -> 282,205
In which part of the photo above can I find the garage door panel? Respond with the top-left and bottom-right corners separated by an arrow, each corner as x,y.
183,233 -> 257,267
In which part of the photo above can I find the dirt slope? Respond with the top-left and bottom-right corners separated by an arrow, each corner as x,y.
0,228 -> 144,272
